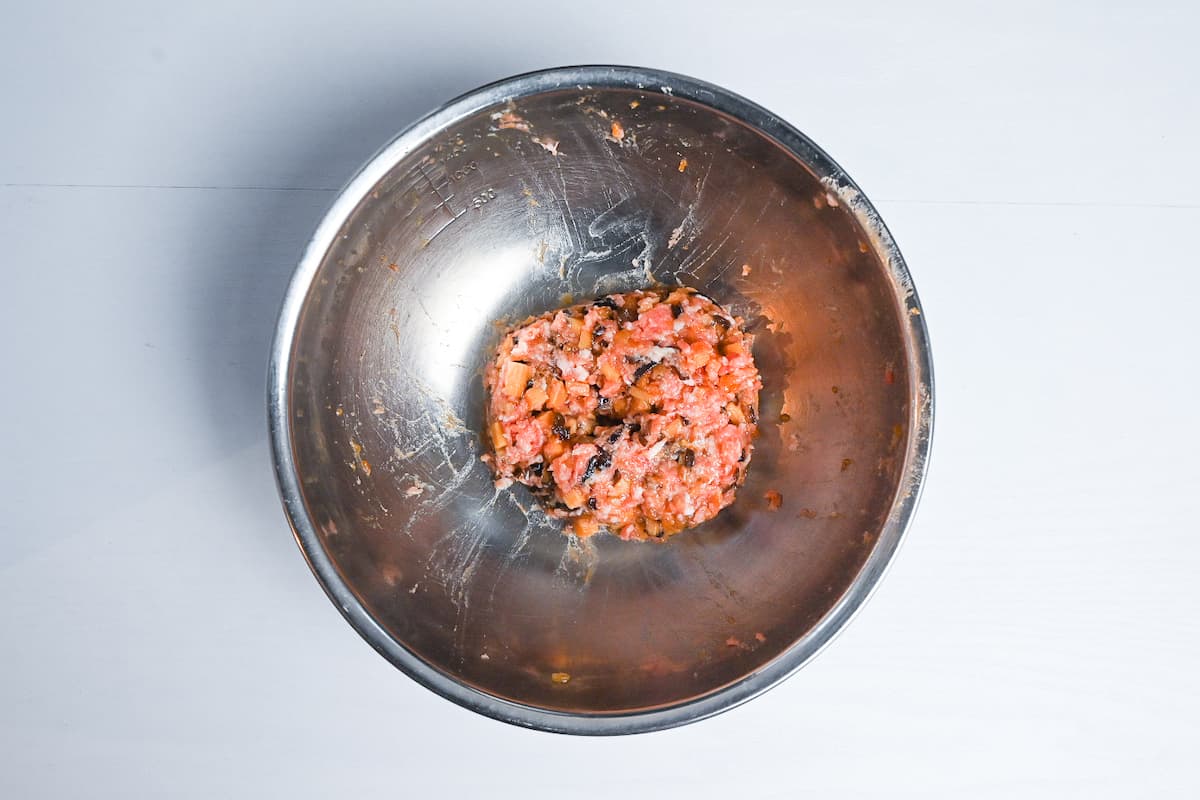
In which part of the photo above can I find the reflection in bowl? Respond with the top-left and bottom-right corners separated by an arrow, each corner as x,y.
269,66 -> 933,734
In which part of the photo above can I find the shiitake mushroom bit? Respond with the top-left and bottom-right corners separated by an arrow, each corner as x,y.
482,287 -> 762,541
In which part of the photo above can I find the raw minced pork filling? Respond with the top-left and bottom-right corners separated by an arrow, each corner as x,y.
482,287 -> 762,541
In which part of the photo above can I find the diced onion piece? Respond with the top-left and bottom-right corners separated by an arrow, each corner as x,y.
546,378 -> 567,409
502,361 -> 532,398
573,515 -> 599,537
543,438 -> 566,461
628,385 -> 653,404
524,386 -> 548,411
489,420 -> 508,449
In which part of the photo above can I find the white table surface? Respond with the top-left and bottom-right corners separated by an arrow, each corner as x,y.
4,2 -> 1198,797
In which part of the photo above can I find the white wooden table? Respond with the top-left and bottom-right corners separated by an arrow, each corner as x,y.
3,2 -> 1197,796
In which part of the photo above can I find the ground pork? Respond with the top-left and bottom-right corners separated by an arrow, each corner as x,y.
482,287 -> 761,541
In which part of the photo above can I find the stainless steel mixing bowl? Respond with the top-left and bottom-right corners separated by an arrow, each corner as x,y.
269,66 -> 933,734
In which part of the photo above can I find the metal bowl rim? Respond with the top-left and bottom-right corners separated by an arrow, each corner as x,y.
267,64 -> 935,735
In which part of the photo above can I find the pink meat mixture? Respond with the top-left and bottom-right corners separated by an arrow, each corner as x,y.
483,287 -> 761,540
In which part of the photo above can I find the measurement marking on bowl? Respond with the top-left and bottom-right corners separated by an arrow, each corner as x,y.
413,160 -> 498,244
416,162 -> 466,222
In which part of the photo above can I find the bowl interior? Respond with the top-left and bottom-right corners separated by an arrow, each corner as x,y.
283,81 -> 921,717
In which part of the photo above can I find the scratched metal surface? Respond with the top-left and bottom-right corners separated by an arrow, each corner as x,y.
271,67 -> 932,732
